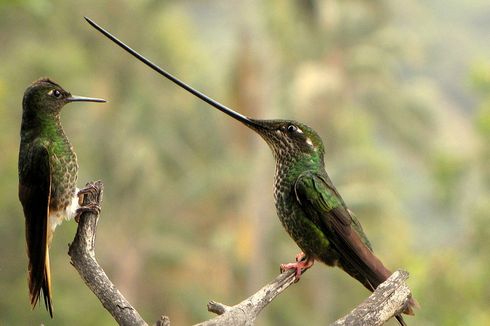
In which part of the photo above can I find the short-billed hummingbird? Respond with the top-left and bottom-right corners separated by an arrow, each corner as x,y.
85,18 -> 417,324
18,78 -> 106,316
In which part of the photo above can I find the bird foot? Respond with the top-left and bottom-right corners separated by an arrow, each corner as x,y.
77,183 -> 99,205
75,182 -> 102,222
280,252 -> 314,282
74,203 -> 101,223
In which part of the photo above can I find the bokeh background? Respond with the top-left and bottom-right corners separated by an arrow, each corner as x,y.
1,1 -> 489,325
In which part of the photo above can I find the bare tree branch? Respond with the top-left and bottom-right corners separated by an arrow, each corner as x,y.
195,269 -> 299,326
67,182 -> 413,326
330,270 -> 412,326
68,181 -> 148,326
196,269 -> 412,326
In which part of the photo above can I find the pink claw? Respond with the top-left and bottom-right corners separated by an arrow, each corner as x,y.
280,252 -> 314,282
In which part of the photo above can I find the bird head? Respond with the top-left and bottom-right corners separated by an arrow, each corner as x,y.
244,119 -> 325,162
22,78 -> 106,118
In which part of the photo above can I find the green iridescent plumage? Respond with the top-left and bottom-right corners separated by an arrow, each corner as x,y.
229,120 -> 416,326
18,78 -> 105,317
85,18 -> 417,325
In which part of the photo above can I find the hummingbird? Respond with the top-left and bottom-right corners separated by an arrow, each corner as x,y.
18,78 -> 106,316
85,17 -> 417,324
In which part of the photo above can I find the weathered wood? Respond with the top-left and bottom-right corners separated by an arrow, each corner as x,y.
330,270 -> 412,326
68,181 -> 148,326
195,269 -> 299,326
67,181 -> 413,326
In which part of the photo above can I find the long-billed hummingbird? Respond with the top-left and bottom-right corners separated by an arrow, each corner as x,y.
18,78 -> 106,316
85,18 -> 417,324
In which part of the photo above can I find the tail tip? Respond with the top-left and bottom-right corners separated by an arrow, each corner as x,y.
28,281 -> 54,317
403,296 -> 419,316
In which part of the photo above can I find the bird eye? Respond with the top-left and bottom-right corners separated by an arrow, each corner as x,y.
287,124 -> 297,132
48,89 -> 62,98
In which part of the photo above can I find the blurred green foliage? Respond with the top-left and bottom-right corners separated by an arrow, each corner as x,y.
1,1 -> 489,325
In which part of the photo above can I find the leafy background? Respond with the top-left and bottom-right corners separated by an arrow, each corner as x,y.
1,1 -> 489,325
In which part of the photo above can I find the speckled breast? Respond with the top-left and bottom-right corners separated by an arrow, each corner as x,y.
273,167 -> 332,260
48,143 -> 78,213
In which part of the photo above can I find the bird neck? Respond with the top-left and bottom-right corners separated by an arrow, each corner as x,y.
20,111 -> 70,153
273,151 -> 324,196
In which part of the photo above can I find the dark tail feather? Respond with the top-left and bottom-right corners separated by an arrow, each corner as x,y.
27,227 -> 53,317
402,295 -> 419,315
367,272 -> 419,317
42,249 -> 53,317
341,260 -> 419,319
395,295 -> 419,325
325,205 -> 418,320
349,253 -> 419,317
396,314 -> 407,326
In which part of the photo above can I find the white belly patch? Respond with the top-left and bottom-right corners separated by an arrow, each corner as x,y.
48,188 -> 80,233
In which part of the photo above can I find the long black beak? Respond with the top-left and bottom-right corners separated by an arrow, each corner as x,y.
66,95 -> 107,103
85,17 -> 260,128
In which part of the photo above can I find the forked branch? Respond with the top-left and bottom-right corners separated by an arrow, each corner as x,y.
68,181 -> 413,326
194,269 -> 298,326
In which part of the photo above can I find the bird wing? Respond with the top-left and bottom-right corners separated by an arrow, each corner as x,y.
294,170 -> 391,290
18,143 -> 53,316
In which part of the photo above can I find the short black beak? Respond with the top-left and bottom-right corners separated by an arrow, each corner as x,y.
85,17 -> 262,129
66,95 -> 107,103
